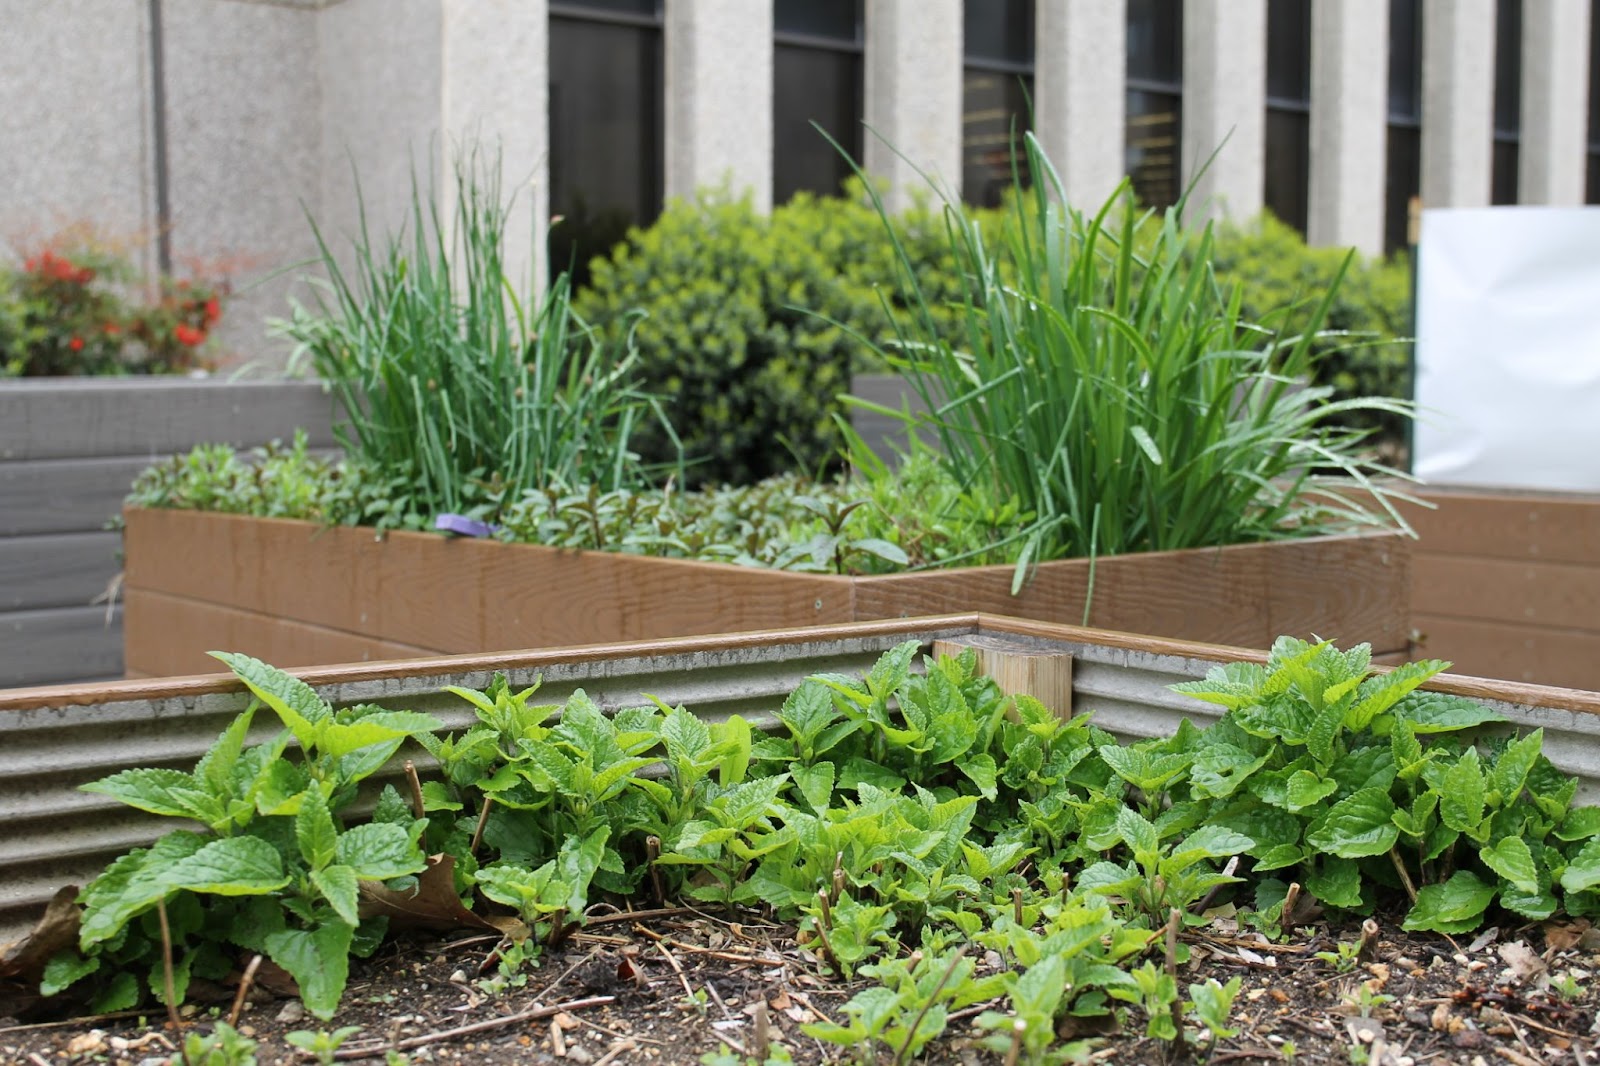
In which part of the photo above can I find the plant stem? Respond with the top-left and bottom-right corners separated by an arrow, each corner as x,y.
645,835 -> 666,907
1165,908 -> 1185,1054
1388,848 -> 1418,904
404,760 -> 426,820
894,949 -> 966,1066
155,898 -> 182,1034
469,797 -> 494,857
227,953 -> 263,1027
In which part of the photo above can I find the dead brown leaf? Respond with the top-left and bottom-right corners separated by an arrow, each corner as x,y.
0,886 -> 81,981
1543,917 -> 1590,952
359,854 -> 502,932
1498,940 -> 1548,986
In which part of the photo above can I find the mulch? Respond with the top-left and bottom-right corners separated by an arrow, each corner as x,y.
5,905 -> 1599,1065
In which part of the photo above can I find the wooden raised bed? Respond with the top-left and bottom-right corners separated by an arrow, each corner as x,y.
1408,486 -> 1600,691
120,508 -> 1411,677
0,378 -> 335,687
5,612 -> 1596,947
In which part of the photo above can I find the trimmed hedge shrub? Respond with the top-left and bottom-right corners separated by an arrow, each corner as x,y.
574,185 -> 989,486
576,190 -> 1412,486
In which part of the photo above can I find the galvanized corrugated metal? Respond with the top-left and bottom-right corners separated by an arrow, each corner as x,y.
4,619 -> 1600,946
0,626 -> 976,943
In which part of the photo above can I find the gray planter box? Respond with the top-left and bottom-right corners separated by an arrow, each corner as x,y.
0,378 -> 336,688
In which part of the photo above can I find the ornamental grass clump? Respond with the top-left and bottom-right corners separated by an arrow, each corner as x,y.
275,151 -> 673,520
845,133 -> 1415,579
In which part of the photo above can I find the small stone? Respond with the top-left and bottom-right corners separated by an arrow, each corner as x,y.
67,1030 -> 108,1054
276,999 -> 306,1024
449,968 -> 469,985
566,1044 -> 596,1064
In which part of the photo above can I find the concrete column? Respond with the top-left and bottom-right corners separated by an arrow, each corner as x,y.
1034,0 -> 1126,210
664,0 -> 773,211
1420,0 -> 1495,208
1520,0 -> 1590,205
864,0 -> 964,210
443,0 -> 550,291
1307,0 -> 1388,255
1182,0 -> 1267,223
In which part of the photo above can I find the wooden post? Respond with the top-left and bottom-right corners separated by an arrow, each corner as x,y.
932,638 -> 1074,720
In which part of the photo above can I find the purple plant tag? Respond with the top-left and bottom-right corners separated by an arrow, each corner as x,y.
434,514 -> 498,538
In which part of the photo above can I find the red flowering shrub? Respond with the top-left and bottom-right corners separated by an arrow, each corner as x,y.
0,242 -> 230,377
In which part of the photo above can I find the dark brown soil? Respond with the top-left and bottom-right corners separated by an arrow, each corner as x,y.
5,906 -> 1598,1065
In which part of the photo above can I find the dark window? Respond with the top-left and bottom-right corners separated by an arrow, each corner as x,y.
1492,0 -> 1522,204
775,0 -> 859,40
1385,0 -> 1423,252
773,0 -> 864,204
1264,0 -> 1311,232
1126,0 -> 1183,208
551,0 -> 658,16
1589,0 -> 1600,202
962,0 -> 1034,207
548,6 -> 664,287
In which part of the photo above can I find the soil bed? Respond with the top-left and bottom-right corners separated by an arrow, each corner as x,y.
5,907 -> 1597,1066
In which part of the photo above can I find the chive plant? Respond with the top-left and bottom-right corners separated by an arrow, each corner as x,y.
277,149 -> 674,518
844,133 -> 1416,578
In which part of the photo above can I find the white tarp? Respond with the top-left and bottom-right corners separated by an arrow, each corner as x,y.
1413,207 -> 1600,492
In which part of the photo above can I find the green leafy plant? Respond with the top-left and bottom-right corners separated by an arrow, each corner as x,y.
840,131 -> 1417,588
285,1026 -> 363,1065
173,1022 -> 260,1066
57,654 -> 437,1020
275,147 -> 673,521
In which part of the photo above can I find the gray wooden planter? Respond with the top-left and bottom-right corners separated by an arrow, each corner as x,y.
0,378 -> 336,688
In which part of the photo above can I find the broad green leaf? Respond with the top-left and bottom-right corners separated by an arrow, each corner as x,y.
865,640 -> 920,701
1557,806 -> 1600,842
1479,837 -> 1539,894
715,714 -> 752,786
194,708 -> 257,797
1403,871 -> 1497,933
264,921 -> 354,1020
92,970 -> 141,1014
1347,659 -> 1447,731
1305,856 -> 1363,909
296,788 -> 338,870
1305,788 -> 1398,858
40,951 -> 99,996
956,753 -> 998,800
1189,743 -> 1269,799
1284,771 -> 1338,812
335,823 -> 425,882
164,836 -> 290,896
1438,750 -> 1486,833
1390,721 -> 1424,778
1327,744 -> 1397,796
420,781 -> 462,812
1253,844 -> 1303,871
661,704 -> 712,762
791,760 -> 836,815
1560,839 -> 1600,894
1171,662 -> 1268,709
1487,730 -> 1543,804
79,831 -> 208,947
211,651 -> 330,743
81,768 -> 221,825
1306,696 -> 1347,766
311,864 -> 361,926
1394,691 -> 1504,734
1115,807 -> 1160,872
1098,745 -> 1189,793
556,826 -> 610,916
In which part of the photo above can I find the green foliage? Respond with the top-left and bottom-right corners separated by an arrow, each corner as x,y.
574,183 -> 987,485
1208,214 -> 1413,454
844,133 -> 1416,579
47,635 -> 1600,1061
273,148 -> 672,520
173,1022 -> 260,1066
285,1026 -> 363,1065
68,654 -> 437,1020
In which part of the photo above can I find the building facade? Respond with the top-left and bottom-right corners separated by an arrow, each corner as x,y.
1,1 -> 1594,365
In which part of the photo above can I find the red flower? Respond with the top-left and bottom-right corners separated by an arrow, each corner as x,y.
103,323 -> 121,337
204,297 -> 221,324
68,336 -> 85,352
173,323 -> 206,346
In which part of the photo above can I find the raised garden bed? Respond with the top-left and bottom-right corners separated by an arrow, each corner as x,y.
4,614 -> 1600,1064
120,508 -> 1411,677
0,378 -> 335,687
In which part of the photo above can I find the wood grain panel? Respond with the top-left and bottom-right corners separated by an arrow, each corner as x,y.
0,532 -> 121,611
1406,489 -> 1600,566
0,456 -> 153,536
1,605 -> 123,688
854,534 -> 1409,654
1413,613 -> 1600,691
0,380 -> 336,460
123,588 -> 436,678
1413,554 -> 1600,632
